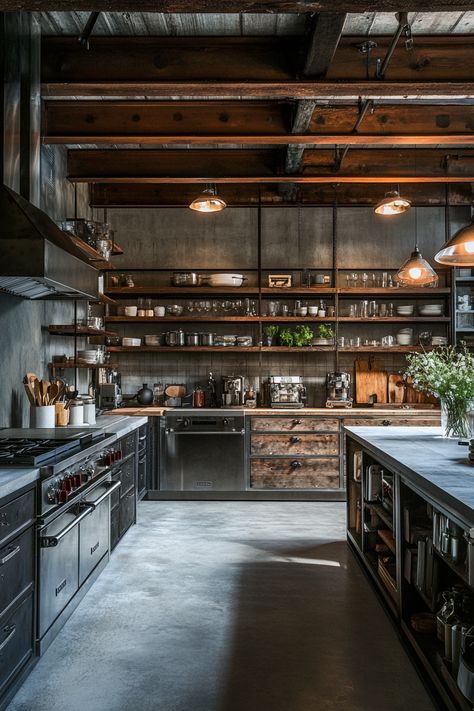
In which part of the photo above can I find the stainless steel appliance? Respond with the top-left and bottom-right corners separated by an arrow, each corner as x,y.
265,376 -> 306,408
160,411 -> 245,492
0,429 -> 121,653
99,383 -> 122,410
222,375 -> 245,407
326,372 -> 352,408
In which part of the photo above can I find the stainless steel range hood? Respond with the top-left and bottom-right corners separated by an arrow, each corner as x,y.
0,185 -> 98,300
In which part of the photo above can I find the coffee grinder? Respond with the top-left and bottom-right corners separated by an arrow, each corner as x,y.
326,372 -> 352,408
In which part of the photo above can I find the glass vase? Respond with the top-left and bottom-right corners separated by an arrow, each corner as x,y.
440,397 -> 471,439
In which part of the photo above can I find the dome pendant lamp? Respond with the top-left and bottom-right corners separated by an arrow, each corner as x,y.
396,209 -> 438,287
374,185 -> 411,216
189,184 -> 226,213
434,217 -> 474,266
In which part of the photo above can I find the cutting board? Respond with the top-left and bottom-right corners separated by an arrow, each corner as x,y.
355,358 -> 388,404
388,374 -> 405,403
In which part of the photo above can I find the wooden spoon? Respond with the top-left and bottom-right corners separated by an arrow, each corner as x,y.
33,379 -> 41,407
23,383 -> 35,406
48,383 -> 59,404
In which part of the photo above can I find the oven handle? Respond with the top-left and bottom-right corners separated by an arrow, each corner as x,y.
84,480 -> 122,510
165,429 -> 245,435
40,505 -> 94,548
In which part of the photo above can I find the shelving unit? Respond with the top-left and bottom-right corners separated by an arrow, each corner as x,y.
454,269 -> 474,347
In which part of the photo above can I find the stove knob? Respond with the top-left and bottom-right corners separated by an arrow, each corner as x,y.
73,473 -> 82,488
61,478 -> 72,492
47,485 -> 58,504
223,418 -> 229,427
114,449 -> 122,462
182,419 -> 191,428
58,489 -> 69,503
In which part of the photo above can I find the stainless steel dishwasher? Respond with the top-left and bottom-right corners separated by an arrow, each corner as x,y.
159,411 -> 245,491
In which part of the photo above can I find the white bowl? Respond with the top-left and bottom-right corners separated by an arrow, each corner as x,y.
396,335 -> 412,345
122,337 -> 141,347
307,307 -> 318,316
208,273 -> 245,287
124,306 -> 137,317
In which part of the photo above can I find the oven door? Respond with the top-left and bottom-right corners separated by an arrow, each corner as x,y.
80,478 -> 121,585
38,504 -> 92,639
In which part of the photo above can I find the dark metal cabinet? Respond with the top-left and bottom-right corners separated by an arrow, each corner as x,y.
0,486 -> 35,709
110,429 -> 139,550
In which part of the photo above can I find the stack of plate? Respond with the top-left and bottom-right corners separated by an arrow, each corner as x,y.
236,336 -> 253,347
396,305 -> 414,316
77,349 -> 100,363
396,328 -> 413,345
431,336 -> 448,346
122,337 -> 142,347
419,304 -> 444,316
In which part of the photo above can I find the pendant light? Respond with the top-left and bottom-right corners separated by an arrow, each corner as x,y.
374,185 -> 411,216
189,184 -> 226,213
396,208 -> 438,287
435,209 -> 474,265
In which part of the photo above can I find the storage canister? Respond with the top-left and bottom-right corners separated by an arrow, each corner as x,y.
81,394 -> 96,425
185,333 -> 200,346
68,399 -> 84,426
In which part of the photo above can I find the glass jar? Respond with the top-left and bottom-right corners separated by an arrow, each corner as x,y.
193,385 -> 205,408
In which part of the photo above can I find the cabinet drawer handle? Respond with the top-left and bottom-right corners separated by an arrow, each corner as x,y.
0,545 -> 20,566
382,420 -> 391,426
290,436 -> 301,444
0,625 -> 16,652
290,460 -> 302,469
292,419 -> 302,425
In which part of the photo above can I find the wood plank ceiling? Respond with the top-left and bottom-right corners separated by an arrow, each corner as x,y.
33,7 -> 474,206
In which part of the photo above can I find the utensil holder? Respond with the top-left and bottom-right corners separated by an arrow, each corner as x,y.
30,405 -> 55,428
55,402 -> 69,427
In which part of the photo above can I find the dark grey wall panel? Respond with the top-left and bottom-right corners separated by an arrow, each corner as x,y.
261,207 -> 333,269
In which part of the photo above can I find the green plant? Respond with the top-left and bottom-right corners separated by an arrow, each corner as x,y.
279,327 -> 294,347
293,324 -> 313,347
317,324 -> 334,340
264,324 -> 279,338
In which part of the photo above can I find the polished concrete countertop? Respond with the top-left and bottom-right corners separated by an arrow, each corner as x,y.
105,406 -> 439,417
344,426 -> 474,525
0,415 -> 147,501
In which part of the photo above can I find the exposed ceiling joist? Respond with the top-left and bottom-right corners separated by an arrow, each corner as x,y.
3,1 -> 473,10
67,147 -> 474,183
43,100 -> 474,144
89,183 -> 474,208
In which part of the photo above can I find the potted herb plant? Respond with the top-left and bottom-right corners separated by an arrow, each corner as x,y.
279,327 -> 294,347
293,324 -> 314,347
263,324 -> 279,347
313,323 -> 335,346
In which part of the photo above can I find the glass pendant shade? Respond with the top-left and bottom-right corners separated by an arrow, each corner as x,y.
434,220 -> 474,265
189,186 -> 226,213
374,190 -> 411,216
396,246 -> 438,286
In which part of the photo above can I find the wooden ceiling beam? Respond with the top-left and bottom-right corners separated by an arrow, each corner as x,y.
41,36 -> 474,98
4,1 -> 473,11
89,183 -> 474,208
43,100 -> 474,145
67,147 -> 474,182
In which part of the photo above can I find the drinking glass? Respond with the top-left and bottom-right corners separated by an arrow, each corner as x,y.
379,303 -> 387,317
351,273 -> 359,287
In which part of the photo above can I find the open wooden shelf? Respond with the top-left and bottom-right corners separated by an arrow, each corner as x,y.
105,285 -> 449,298
107,345 -> 260,353
338,287 -> 450,296
48,325 -> 118,337
339,346 -> 435,353
338,317 -> 449,323
48,361 -> 117,369
104,315 -> 337,323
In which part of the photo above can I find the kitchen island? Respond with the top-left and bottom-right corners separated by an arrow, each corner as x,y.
345,426 -> 474,711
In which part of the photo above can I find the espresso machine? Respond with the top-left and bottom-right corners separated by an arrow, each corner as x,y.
326,372 -> 352,408
221,375 -> 245,407
99,369 -> 122,409
266,376 -> 306,408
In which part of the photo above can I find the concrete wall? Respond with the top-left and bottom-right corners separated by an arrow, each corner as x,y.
105,204 -> 467,406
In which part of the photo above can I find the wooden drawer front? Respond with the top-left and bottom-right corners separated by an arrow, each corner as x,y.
0,490 -> 35,549
251,458 -> 340,489
251,433 -> 339,456
251,416 -> 339,432
345,416 -> 440,427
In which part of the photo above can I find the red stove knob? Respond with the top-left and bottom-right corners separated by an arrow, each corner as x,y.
61,478 -> 72,492
58,489 -> 69,503
115,449 -> 122,462
73,474 -> 82,488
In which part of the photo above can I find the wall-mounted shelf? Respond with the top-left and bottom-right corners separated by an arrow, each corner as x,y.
48,361 -> 117,369
48,325 -> 118,337
104,316 -> 337,323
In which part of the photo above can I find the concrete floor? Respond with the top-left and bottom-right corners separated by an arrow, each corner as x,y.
8,502 -> 436,711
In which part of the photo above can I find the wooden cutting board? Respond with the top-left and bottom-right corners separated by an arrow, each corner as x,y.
355,358 -> 388,404
388,374 -> 405,403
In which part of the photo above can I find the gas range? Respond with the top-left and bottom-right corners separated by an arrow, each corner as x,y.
0,428 -> 120,517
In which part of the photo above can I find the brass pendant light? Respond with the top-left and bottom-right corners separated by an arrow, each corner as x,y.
434,217 -> 474,265
396,208 -> 438,287
374,186 -> 411,216
189,184 -> 226,213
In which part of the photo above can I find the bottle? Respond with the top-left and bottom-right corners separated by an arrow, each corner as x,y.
193,385 -> 205,408
207,371 -> 217,408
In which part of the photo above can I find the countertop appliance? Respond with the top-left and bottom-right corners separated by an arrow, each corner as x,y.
99,383 -> 122,410
265,376 -> 306,408
326,372 -> 352,408
0,429 -> 121,652
159,411 -> 245,492
222,375 -> 245,407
